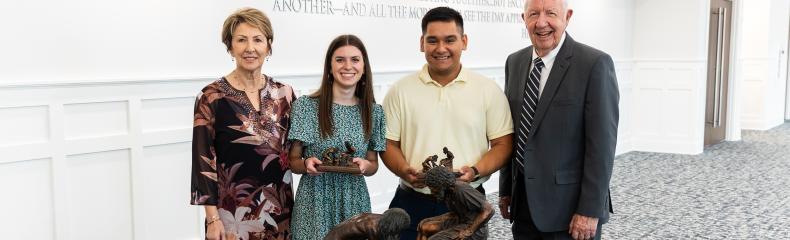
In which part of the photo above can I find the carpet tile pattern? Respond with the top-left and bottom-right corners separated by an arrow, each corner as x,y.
485,122 -> 790,239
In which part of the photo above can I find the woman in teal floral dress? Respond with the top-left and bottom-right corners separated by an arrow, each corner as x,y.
288,35 -> 386,239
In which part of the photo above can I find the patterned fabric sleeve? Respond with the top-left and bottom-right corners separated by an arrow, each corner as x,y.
287,96 -> 317,145
369,104 -> 386,152
282,88 -> 298,158
190,88 -> 219,205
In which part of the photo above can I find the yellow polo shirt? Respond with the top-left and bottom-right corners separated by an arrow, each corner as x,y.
383,65 -> 514,193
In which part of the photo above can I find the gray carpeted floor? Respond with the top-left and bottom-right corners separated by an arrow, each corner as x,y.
485,121 -> 790,239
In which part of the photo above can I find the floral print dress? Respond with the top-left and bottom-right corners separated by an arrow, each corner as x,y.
288,96 -> 386,240
191,76 -> 296,240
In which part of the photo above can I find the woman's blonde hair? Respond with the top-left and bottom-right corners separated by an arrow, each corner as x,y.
221,7 -> 274,53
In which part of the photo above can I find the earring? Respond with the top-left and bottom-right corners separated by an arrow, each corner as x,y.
266,56 -> 270,62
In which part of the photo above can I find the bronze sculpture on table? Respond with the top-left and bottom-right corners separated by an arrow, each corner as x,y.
323,208 -> 411,240
416,166 -> 494,240
317,141 -> 362,174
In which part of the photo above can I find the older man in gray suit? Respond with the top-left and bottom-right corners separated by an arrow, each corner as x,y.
498,0 -> 619,239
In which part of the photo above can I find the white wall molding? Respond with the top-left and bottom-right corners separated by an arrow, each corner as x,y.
0,78 -> 211,239
737,0 -> 790,131
0,66 -> 506,89
727,0 -> 745,141
0,77 -> 215,89
615,60 -> 634,156
631,139 -> 703,155
0,61 -> 636,237
2,63 -> 637,159
631,58 -> 708,63
1,66 -> 540,238
48,103 -> 69,240
739,58 -> 785,130
630,0 -> 709,155
630,60 -> 707,155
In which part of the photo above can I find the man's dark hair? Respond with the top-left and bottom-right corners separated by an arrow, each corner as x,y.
421,6 -> 464,34
376,208 -> 410,240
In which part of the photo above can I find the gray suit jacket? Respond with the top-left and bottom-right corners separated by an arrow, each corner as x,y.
499,35 -> 619,232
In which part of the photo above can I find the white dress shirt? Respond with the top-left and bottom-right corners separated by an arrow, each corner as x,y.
530,32 -> 567,99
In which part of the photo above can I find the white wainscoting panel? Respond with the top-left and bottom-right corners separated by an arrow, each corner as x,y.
634,88 -> 663,136
141,97 -> 195,133
140,143 -> 201,240
0,105 -> 50,147
0,158 -> 54,240
787,69 -> 790,120
664,89 -> 696,137
739,58 -> 774,130
64,101 -> 129,140
740,81 -> 765,129
615,60 -> 634,155
0,78 -> 213,240
65,149 -> 133,240
631,60 -> 706,154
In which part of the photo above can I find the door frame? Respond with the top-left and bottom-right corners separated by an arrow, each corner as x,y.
786,4 -> 790,120
725,0 -> 742,140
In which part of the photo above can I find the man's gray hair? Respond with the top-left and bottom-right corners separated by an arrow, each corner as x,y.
523,0 -> 571,13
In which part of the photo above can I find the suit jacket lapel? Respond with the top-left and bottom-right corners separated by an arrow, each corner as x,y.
529,35 -> 575,138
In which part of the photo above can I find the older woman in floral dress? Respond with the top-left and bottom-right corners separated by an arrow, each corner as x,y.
190,7 -> 295,240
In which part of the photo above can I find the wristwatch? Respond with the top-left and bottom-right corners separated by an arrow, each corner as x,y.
470,166 -> 481,181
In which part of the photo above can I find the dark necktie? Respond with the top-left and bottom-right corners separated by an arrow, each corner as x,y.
514,58 -> 544,172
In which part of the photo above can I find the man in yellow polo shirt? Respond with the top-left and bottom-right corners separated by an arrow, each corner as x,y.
381,6 -> 514,240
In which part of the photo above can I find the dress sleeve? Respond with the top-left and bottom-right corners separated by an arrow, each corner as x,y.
282,87 -> 298,154
287,96 -> 317,145
369,104 -> 387,152
191,90 -> 219,205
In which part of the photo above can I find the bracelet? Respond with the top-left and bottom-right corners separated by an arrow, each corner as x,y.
206,215 -> 221,225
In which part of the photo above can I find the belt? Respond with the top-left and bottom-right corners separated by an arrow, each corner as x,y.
398,183 -> 439,201
398,183 -> 486,201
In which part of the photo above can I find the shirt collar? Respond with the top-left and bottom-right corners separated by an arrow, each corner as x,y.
532,32 -> 567,63
418,64 -> 467,85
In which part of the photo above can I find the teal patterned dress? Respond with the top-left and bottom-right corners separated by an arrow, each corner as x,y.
288,96 -> 386,240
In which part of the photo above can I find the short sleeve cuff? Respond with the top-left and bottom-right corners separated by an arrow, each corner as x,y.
487,129 -> 514,140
